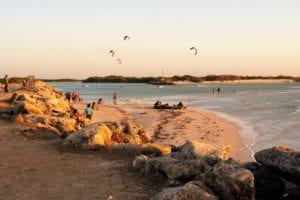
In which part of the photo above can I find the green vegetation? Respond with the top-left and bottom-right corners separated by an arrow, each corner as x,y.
0,77 -> 23,84
82,75 -> 298,84
83,76 -> 174,85
40,79 -> 80,82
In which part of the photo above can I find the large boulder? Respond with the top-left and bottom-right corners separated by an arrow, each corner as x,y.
242,162 -> 285,200
63,123 -> 113,149
133,155 -> 208,181
197,159 -> 255,200
171,141 -> 231,164
152,181 -> 218,200
254,146 -> 300,185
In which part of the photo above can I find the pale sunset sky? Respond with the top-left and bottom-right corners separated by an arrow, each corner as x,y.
0,0 -> 299,79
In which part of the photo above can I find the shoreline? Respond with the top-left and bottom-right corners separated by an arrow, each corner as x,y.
173,79 -> 295,85
73,102 -> 249,161
203,109 -> 256,161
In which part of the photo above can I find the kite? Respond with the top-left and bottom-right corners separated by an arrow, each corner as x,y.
116,58 -> 122,64
124,35 -> 130,41
190,47 -> 198,55
109,50 -> 115,57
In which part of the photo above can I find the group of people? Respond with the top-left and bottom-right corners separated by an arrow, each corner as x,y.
153,100 -> 187,110
83,93 -> 117,120
65,92 -> 82,103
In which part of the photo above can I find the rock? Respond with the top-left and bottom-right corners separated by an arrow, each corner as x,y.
15,114 -> 78,134
242,162 -> 285,200
241,162 -> 261,172
133,155 -> 208,181
63,123 -> 113,149
283,181 -> 300,200
0,107 -> 13,115
171,141 -> 231,164
133,155 -> 149,170
254,146 -> 300,185
148,144 -> 171,155
152,181 -> 218,200
16,127 -> 58,140
0,113 -> 12,120
109,144 -> 170,156
16,94 -> 26,101
197,159 -> 255,200
161,159 -> 208,181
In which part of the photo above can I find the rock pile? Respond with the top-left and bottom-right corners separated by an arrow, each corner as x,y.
0,81 -> 89,136
63,121 -> 149,148
248,146 -> 300,200
132,142 -> 299,200
133,141 -> 254,200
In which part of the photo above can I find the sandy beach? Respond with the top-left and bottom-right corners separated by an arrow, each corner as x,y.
73,102 -> 246,160
0,84 -> 248,199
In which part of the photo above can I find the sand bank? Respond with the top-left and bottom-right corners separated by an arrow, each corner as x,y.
173,78 -> 294,85
74,102 -> 248,161
201,79 -> 294,84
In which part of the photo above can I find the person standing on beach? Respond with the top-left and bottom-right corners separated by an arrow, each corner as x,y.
84,103 -> 93,120
112,92 -> 117,104
4,75 -> 9,92
217,87 -> 220,95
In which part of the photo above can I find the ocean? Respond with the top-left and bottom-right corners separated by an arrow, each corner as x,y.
49,82 -> 300,155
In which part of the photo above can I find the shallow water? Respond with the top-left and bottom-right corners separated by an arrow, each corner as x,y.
50,82 -> 300,153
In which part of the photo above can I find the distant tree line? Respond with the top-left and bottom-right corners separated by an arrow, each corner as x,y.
82,75 -> 300,84
1,75 -> 299,84
40,79 -> 80,82
0,77 -> 23,84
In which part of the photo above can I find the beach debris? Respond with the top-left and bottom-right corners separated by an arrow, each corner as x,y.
109,50 -> 115,57
190,46 -> 198,55
124,35 -> 130,41
116,58 -> 122,64
254,146 -> 300,185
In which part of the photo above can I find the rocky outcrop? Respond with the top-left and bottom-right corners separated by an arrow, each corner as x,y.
254,146 -> 300,185
63,122 -> 151,149
133,141 -> 257,200
0,81 -> 87,137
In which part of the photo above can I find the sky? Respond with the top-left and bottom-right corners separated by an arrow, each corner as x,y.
0,0 -> 300,79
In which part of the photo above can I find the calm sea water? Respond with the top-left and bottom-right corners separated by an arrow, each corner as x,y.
50,82 -> 300,154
